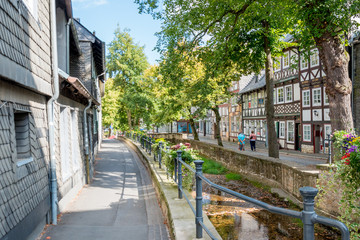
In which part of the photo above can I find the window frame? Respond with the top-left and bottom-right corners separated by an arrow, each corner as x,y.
277,87 -> 284,104
312,88 -> 322,107
323,87 -> 329,106
274,57 -> 281,72
310,49 -> 319,67
285,85 -> 292,103
282,51 -> 290,69
302,90 -> 310,107
287,121 -> 295,143
303,124 -> 312,142
14,111 -> 33,165
279,121 -> 285,138
300,54 -> 308,70
324,124 -> 332,139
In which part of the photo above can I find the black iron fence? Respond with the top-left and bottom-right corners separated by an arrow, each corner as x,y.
124,132 -> 349,240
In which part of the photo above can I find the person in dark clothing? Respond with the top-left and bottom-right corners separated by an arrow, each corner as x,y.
249,131 -> 257,151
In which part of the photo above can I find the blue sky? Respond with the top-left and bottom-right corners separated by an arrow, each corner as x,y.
72,0 -> 162,65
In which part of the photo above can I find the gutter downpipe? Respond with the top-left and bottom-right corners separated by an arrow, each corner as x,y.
47,0 -> 59,225
84,99 -> 92,184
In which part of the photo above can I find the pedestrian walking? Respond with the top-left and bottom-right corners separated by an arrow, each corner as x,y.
249,131 -> 257,151
238,131 -> 245,151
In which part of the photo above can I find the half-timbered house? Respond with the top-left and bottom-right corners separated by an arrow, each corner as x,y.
240,73 -> 267,142
273,47 -> 301,150
299,49 -> 331,153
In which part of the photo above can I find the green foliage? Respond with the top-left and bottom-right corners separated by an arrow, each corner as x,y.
104,28 -> 153,130
317,131 -> 360,239
201,157 -> 228,175
225,173 -> 243,181
162,142 -> 198,190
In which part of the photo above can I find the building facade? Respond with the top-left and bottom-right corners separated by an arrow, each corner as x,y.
0,0 -> 105,239
0,0 -> 52,239
240,74 -> 267,142
299,49 -> 331,153
273,48 -> 301,150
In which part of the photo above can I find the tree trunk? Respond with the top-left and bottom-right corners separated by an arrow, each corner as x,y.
189,118 -> 199,140
126,109 -> 132,130
314,33 -> 353,132
212,106 -> 223,147
263,21 -> 279,158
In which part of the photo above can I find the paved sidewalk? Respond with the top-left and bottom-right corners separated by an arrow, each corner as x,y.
39,139 -> 169,240
187,135 -> 328,170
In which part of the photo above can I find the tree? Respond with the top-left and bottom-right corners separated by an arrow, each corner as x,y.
295,0 -> 360,132
106,27 -> 150,130
136,0 -> 298,157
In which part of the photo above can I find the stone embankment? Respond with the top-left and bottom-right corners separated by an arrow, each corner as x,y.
151,133 -> 339,217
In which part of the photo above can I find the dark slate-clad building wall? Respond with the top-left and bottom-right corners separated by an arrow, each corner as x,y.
0,0 -> 52,96
0,0 -> 52,239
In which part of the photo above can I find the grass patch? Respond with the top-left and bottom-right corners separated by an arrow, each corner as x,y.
200,156 -> 228,175
225,173 -> 243,181
247,179 -> 271,191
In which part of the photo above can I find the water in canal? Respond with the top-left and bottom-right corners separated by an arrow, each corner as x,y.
195,174 -> 340,240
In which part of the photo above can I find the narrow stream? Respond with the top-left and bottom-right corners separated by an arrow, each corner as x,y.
192,175 -> 340,240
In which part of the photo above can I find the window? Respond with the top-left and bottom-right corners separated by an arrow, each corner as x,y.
303,124 -> 311,142
60,107 -> 71,180
324,87 -> 329,105
14,112 -> 31,160
23,0 -> 39,21
324,125 -> 332,139
287,121 -> 294,142
285,85 -> 292,102
274,57 -> 281,71
312,88 -> 322,106
302,90 -> 310,107
301,54 -> 308,70
310,49 -> 319,67
279,122 -> 285,138
277,87 -> 284,103
283,51 -> 290,68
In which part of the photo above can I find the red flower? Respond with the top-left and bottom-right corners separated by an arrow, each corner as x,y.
341,153 -> 350,160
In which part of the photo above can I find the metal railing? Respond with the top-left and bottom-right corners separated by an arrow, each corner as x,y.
126,135 -> 349,240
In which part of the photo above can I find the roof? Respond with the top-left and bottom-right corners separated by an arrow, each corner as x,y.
239,73 -> 255,91
239,71 -> 266,94
282,34 -> 294,43
58,69 -> 100,106
73,19 -> 106,82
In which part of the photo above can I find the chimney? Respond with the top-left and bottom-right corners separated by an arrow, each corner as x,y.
75,18 -> 80,22
93,31 -> 96,36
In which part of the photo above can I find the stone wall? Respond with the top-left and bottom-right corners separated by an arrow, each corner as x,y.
170,138 -> 318,200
